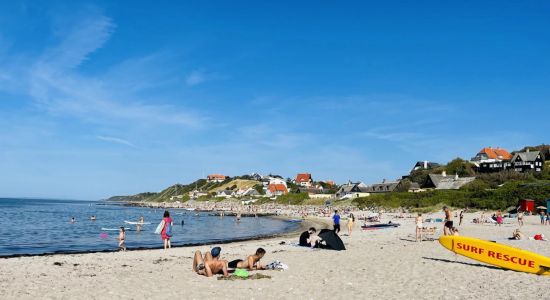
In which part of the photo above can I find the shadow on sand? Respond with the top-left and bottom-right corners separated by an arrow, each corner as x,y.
422,257 -> 502,271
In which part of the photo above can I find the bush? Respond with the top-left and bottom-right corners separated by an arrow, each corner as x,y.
276,193 -> 309,205
352,180 -> 550,211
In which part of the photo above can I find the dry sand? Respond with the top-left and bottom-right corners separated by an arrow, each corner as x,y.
1,213 -> 549,300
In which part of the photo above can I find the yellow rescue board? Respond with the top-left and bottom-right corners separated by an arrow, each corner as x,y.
438,236 -> 550,275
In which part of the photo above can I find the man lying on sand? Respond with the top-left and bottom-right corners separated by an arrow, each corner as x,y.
227,248 -> 266,270
192,246 -> 228,277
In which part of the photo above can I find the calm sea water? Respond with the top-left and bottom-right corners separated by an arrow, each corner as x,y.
0,198 -> 300,256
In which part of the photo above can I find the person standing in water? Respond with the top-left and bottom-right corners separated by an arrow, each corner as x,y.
118,227 -> 126,251
136,216 -> 145,232
161,211 -> 173,250
236,212 -> 241,223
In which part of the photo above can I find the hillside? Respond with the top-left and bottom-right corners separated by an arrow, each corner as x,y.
209,179 -> 262,192
106,177 -> 263,203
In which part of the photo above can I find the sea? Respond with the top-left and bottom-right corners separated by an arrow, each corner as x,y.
0,198 -> 300,257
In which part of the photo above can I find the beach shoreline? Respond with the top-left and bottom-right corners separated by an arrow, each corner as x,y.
0,215 -> 329,260
2,213 -> 549,299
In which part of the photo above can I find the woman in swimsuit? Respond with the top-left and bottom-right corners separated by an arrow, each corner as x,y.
415,213 -> 423,242
347,213 -> 355,236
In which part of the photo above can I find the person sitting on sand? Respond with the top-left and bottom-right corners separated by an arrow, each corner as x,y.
511,229 -> 524,240
299,227 -> 321,248
192,247 -> 228,277
227,248 -> 266,270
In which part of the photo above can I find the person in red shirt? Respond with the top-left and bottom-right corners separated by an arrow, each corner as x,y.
161,210 -> 173,249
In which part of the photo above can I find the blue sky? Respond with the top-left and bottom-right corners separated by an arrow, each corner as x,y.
1,1 -> 549,200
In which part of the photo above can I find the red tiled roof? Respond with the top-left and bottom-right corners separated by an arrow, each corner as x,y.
295,173 -> 312,183
268,184 -> 288,193
324,180 -> 335,186
478,147 -> 512,160
207,174 -> 226,180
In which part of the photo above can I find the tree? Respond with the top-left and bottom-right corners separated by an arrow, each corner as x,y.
445,158 -> 476,177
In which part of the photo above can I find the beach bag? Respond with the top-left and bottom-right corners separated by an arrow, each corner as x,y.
154,221 -> 164,235
165,222 -> 172,237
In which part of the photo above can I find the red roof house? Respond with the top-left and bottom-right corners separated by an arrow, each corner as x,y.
295,173 -> 312,185
207,174 -> 227,182
268,184 -> 288,195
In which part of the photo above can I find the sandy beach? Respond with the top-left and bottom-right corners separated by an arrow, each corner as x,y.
1,212 -> 549,300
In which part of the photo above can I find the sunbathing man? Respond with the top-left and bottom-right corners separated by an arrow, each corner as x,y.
192,246 -> 228,277
227,248 -> 266,270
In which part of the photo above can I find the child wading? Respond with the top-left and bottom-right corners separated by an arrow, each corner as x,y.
118,227 -> 126,251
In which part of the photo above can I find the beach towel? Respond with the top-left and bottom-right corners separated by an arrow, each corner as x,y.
217,273 -> 272,280
265,260 -> 288,271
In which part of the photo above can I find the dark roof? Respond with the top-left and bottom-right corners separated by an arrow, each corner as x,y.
512,151 -> 542,162
427,174 -> 475,190
362,181 -> 400,193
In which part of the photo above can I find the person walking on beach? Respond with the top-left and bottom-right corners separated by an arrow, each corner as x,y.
415,213 -> 423,242
161,210 -> 173,249
517,210 -> 524,227
333,210 -> 341,234
347,213 -> 355,236
118,227 -> 126,251
496,209 -> 503,226
459,211 -> 464,226
443,206 -> 453,236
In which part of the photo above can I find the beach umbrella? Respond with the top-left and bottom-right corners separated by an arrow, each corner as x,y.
318,229 -> 346,251
536,206 -> 547,210
505,206 -> 517,213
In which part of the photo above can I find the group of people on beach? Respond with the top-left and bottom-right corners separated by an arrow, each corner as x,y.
191,246 -> 267,277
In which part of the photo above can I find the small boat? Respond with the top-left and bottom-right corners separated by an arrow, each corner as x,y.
185,208 -> 196,211
361,222 -> 400,230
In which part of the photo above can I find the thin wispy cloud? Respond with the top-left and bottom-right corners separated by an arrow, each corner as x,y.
0,11 -> 205,128
185,70 -> 206,86
96,135 -> 136,148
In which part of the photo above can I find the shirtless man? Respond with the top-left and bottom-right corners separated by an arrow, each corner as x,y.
227,248 -> 266,270
443,206 -> 453,236
192,247 -> 228,277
